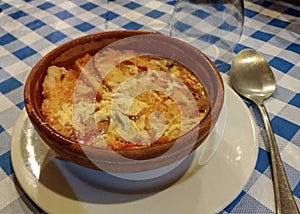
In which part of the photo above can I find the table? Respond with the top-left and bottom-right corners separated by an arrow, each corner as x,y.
0,0 -> 299,213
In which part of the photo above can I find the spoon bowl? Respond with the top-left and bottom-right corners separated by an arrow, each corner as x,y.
230,49 -> 276,104
230,49 -> 300,214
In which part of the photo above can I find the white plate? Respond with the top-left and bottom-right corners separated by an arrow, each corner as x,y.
11,84 -> 258,214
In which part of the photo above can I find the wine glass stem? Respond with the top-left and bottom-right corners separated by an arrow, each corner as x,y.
257,102 -> 300,214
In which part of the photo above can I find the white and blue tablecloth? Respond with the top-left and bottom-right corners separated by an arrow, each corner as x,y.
0,0 -> 299,213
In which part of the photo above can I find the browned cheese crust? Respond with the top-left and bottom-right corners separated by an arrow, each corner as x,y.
41,49 -> 210,150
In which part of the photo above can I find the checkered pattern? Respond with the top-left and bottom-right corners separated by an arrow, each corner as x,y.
0,0 -> 299,213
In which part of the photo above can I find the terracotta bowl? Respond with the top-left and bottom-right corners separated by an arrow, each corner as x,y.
24,30 -> 224,172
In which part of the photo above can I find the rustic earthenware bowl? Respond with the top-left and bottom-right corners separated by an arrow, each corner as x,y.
24,30 -> 224,172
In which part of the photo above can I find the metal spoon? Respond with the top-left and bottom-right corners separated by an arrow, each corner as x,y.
230,49 -> 300,214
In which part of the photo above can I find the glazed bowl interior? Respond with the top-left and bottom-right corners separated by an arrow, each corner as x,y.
24,30 -> 224,172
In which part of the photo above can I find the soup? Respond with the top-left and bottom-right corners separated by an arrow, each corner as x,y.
41,48 -> 211,150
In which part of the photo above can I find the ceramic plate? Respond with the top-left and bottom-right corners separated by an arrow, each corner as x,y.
11,84 -> 258,214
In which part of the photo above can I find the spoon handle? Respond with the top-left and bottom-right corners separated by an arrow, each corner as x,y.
257,103 -> 300,214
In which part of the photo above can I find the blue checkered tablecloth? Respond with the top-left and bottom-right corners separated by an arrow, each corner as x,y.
0,0 -> 299,213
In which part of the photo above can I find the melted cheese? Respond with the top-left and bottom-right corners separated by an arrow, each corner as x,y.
41,49 -> 211,149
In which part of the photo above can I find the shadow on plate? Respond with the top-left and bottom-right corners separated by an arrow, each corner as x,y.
38,150 -> 195,204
